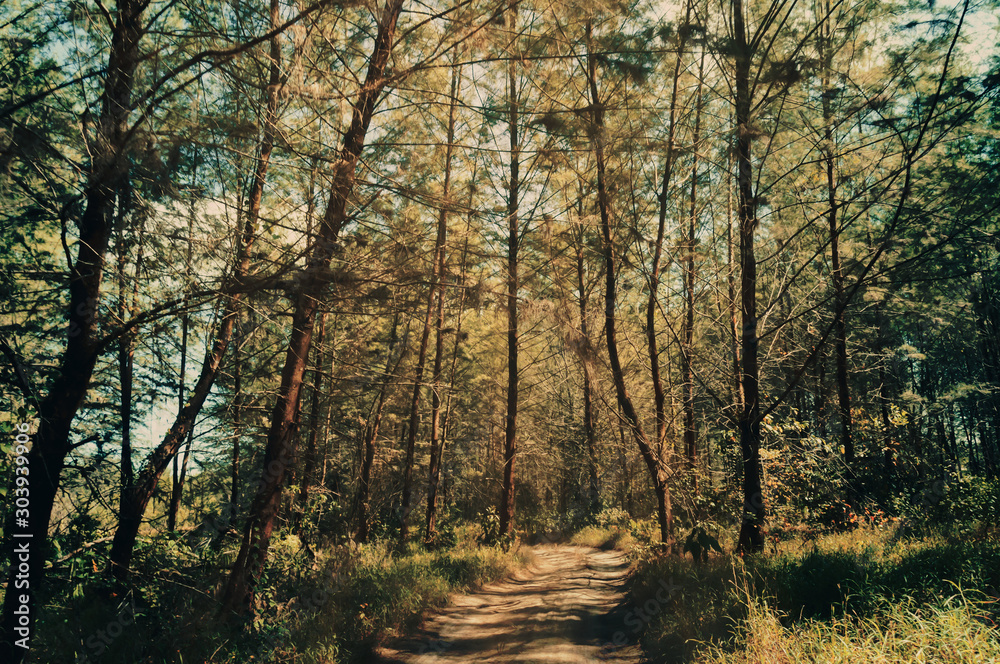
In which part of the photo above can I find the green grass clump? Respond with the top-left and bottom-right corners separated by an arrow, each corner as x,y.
269,538 -> 529,663
703,595 -> 1000,664
628,526 -> 1000,664
570,524 -> 635,550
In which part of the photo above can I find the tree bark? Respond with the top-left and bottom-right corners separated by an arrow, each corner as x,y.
219,0 -> 404,615
424,56 -> 461,544
586,21 -> 673,546
1,1 -> 144,658
733,0 -> 765,554
498,1 -> 520,539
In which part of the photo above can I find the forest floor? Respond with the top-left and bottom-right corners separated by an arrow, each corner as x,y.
375,544 -> 647,663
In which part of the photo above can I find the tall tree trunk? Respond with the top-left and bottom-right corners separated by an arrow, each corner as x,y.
647,0 -> 692,453
682,51 -> 705,481
294,313 -> 325,536
295,159 -> 323,537
219,0 -> 404,615
726,149 -> 744,415
356,316 -> 404,543
498,1 -> 520,539
586,21 -> 673,546
820,0 -> 853,470
232,331 -> 244,517
168,187 -> 197,533
576,225 -> 600,511
116,182 -> 141,534
425,56 -> 461,544
400,248 -> 438,540
733,0 -> 765,554
107,0 -> 280,583
1,1 -> 144,658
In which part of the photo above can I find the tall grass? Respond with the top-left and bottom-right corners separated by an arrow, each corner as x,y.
704,595 -> 1000,664
201,529 -> 532,663
30,526 -> 529,664
628,525 -> 1000,664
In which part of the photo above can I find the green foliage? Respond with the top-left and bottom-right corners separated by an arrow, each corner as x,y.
29,526 -> 527,663
476,506 -> 515,551
702,594 -> 1000,664
629,527 -> 1000,664
682,525 -> 722,563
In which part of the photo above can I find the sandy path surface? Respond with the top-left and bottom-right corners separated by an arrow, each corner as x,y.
376,544 -> 647,663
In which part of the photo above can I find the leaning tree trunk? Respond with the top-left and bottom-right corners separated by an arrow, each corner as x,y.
0,1 -> 144,658
105,0 -> 283,585
219,0 -> 404,616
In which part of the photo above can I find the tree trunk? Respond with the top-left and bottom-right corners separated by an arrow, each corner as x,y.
169,191 -> 197,533
498,1 -> 520,539
586,21 -> 673,546
294,313 -> 325,536
116,182 -> 141,535
1,1 -> 144,658
219,0 -> 404,615
726,149 -> 744,415
820,0 -> 853,470
106,0 -> 281,584
682,51 -> 705,481
576,225 -> 600,511
356,316 -> 403,543
232,333 -> 244,517
647,1 -> 691,453
734,0 -> 765,554
425,56 -> 461,544
400,254 -> 437,541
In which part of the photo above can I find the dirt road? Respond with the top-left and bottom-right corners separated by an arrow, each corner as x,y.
376,544 -> 648,663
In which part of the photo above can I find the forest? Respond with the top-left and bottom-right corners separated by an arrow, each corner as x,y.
1,0 -> 1000,661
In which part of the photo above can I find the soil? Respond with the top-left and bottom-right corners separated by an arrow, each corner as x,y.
375,544 -> 648,663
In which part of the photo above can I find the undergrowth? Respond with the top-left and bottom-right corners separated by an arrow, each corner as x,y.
29,524 -> 529,664
627,524 -> 1000,663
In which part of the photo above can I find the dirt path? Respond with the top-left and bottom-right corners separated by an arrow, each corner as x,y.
376,544 -> 647,663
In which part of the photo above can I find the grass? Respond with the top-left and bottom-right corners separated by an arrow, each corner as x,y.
28,525 -> 530,664
626,524 -> 1000,664
703,594 -> 1000,664
276,537 -> 530,663
569,524 -> 635,550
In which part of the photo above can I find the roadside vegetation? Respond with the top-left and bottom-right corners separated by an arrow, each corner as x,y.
27,521 -> 529,663
622,480 -> 1000,664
